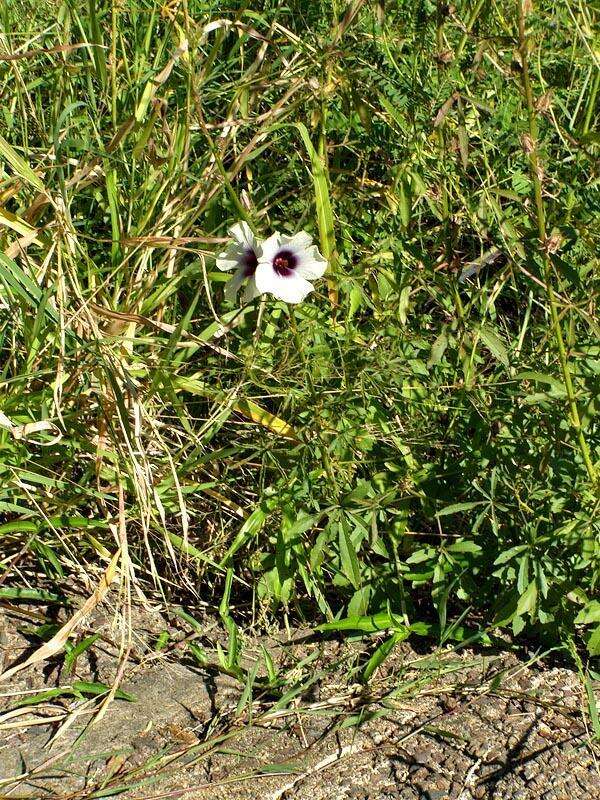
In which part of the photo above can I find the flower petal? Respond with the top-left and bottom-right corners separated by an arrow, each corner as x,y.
242,277 -> 260,304
216,246 -> 243,272
280,230 -> 313,251
224,266 -> 246,301
259,232 -> 282,262
255,262 -> 314,304
228,221 -> 255,248
294,245 -> 327,280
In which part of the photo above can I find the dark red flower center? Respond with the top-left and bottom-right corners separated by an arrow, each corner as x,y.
242,248 -> 258,277
273,249 -> 297,277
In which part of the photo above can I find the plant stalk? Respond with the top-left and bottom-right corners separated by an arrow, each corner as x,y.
517,1 -> 596,487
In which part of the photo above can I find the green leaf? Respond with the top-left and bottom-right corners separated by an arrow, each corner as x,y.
219,505 -> 267,566
436,501 -> 487,517
0,132 -> 44,191
398,176 -> 411,228
87,0 -> 107,88
317,611 -> 406,634
338,522 -> 362,589
64,634 -> 100,674
517,371 -> 566,393
363,629 -> 408,681
295,122 -> 337,287
257,763 -> 302,775
446,541 -> 482,554
168,531 -> 223,572
72,681 -> 135,702
576,601 -> 600,625
478,325 -> 509,367
0,587 -> 62,602
584,670 -> 600,737
516,581 -> 537,618
0,253 -> 57,319
493,545 -> 529,566
15,681 -> 134,707
398,284 -> 410,324
348,585 -> 371,617
586,625 -> 600,658
428,330 -> 448,366
15,688 -> 68,707
188,642 -> 208,666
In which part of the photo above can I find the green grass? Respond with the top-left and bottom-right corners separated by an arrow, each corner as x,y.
0,0 -> 599,689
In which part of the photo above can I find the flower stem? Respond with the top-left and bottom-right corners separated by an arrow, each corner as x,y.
288,306 -> 339,496
517,1 -> 596,488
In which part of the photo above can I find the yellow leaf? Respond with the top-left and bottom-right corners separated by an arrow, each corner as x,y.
0,207 -> 41,242
234,398 -> 299,441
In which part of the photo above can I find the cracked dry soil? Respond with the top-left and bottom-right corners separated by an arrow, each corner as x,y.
0,606 -> 598,800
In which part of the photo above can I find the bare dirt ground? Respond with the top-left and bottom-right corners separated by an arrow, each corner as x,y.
1,603 -> 598,799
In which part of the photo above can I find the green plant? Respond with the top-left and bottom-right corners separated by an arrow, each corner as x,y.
0,0 -> 598,686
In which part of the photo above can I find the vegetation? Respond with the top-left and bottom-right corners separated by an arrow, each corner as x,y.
0,0 -> 598,694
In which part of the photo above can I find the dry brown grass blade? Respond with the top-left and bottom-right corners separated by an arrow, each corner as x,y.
0,410 -> 61,445
87,301 -> 236,358
93,484 -> 131,725
0,43 -> 99,62
0,550 -> 120,683
331,0 -> 367,46
12,38 -> 188,240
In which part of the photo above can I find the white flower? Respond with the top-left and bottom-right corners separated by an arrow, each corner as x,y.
216,221 -> 261,303
255,231 -> 327,304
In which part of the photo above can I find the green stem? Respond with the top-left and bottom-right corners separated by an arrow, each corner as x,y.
435,4 -> 455,308
517,2 -> 596,487
582,67 -> 599,136
455,0 -> 487,61
110,2 -> 117,130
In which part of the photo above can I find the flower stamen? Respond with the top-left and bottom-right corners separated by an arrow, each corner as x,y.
273,250 -> 297,277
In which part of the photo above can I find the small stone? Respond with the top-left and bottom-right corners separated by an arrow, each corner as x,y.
409,766 -> 429,781
412,749 -> 431,765
440,693 -> 459,711
523,762 -> 540,781
448,782 -> 462,799
484,746 -> 505,764
347,789 -> 367,799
